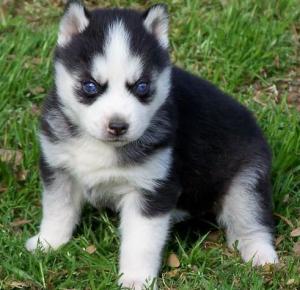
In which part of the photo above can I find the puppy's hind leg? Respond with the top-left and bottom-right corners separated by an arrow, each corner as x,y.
217,166 -> 278,266
26,169 -> 83,252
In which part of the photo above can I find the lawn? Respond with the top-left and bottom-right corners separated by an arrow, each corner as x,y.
0,0 -> 300,289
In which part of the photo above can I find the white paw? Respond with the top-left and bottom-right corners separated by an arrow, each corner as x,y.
118,276 -> 157,290
240,242 -> 279,266
25,233 -> 68,252
25,234 -> 52,252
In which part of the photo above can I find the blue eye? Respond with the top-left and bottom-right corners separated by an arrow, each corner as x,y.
135,82 -> 149,96
82,81 -> 98,95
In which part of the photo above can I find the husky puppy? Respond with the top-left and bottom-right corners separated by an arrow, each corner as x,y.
26,0 -> 278,288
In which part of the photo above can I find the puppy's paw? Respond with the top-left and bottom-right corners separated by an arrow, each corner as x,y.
25,233 -> 69,252
25,234 -> 52,252
118,276 -> 157,290
241,242 -> 279,266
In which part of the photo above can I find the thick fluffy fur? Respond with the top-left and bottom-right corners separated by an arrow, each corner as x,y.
26,1 -> 278,289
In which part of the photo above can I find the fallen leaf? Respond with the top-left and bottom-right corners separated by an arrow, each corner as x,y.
207,230 -> 221,242
219,0 -> 229,7
0,186 -> 7,193
9,281 -> 30,288
275,235 -> 284,246
274,213 -> 294,228
6,54 -> 16,61
23,62 -> 31,69
287,278 -> 295,285
30,104 -> 41,116
10,219 -> 31,227
16,169 -> 28,181
291,227 -> 300,237
30,86 -> 45,95
204,241 -> 222,249
86,244 -> 96,254
164,269 -> 180,278
262,264 -> 274,273
167,253 -> 180,268
293,241 -> 300,256
253,96 -> 267,107
274,55 -> 280,69
283,194 -> 289,203
274,262 -> 285,270
31,57 -> 43,65
0,149 -> 23,168
223,247 -> 235,258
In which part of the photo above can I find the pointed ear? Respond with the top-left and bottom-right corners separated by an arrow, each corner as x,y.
143,4 -> 169,49
57,0 -> 89,47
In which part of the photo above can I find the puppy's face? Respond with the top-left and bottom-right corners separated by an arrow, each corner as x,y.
55,2 -> 170,145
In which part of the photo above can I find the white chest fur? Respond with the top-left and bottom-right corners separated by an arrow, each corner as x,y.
41,134 -> 172,204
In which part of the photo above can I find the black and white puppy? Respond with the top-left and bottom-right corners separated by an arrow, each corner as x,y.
26,1 -> 278,288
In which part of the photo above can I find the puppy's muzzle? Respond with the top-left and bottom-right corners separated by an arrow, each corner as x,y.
107,117 -> 129,137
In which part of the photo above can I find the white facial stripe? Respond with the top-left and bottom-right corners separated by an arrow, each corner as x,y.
92,21 -> 143,85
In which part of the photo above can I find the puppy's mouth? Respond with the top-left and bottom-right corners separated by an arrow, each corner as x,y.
102,137 -> 130,147
88,131 -> 131,147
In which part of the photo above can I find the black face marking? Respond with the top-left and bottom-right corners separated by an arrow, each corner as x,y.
126,79 -> 153,104
41,90 -> 79,142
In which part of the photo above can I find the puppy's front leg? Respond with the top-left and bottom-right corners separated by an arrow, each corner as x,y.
118,193 -> 171,290
26,170 -> 83,252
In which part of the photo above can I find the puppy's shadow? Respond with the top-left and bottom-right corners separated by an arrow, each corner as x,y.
74,206 -> 221,251
171,213 -> 220,248
74,206 -> 119,237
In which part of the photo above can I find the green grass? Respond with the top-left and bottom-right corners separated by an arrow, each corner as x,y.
0,0 -> 300,289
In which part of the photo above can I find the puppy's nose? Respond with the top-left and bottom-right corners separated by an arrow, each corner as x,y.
107,118 -> 129,136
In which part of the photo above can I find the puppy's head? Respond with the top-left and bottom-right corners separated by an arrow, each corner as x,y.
54,0 -> 171,145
